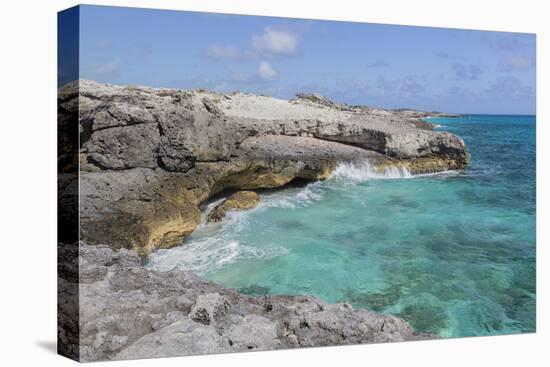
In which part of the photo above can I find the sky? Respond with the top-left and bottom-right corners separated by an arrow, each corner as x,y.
64,5 -> 536,114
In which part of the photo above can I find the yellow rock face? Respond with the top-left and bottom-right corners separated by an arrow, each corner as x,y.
80,159 -> 336,257
212,160 -> 336,192
142,201 -> 201,253
81,154 -> 465,258
207,191 -> 261,223
297,162 -> 336,181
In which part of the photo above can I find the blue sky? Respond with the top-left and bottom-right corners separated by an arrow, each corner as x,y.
70,5 -> 535,114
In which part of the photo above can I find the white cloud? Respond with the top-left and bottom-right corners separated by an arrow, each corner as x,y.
252,27 -> 298,56
258,61 -> 278,81
207,44 -> 240,61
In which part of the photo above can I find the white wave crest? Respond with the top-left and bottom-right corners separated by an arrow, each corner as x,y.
147,233 -> 288,274
331,161 -> 462,182
146,237 -> 240,273
147,208 -> 288,274
260,183 -> 323,209
196,197 -> 227,229
331,161 -> 412,182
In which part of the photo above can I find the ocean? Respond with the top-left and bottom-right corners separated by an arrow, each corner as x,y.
147,114 -> 536,338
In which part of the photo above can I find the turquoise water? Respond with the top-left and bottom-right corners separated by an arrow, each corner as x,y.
148,115 -> 536,338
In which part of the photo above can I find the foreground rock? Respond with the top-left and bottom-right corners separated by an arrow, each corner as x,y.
62,243 -> 433,361
58,80 -> 470,255
207,191 -> 260,222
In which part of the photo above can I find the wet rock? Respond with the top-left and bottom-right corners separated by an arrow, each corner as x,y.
207,191 -> 260,222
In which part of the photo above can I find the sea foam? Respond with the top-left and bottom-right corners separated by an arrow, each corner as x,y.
260,183 -> 323,209
147,205 -> 288,274
330,161 -> 462,182
331,161 -> 412,181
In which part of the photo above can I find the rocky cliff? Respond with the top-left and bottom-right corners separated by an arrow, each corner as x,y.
57,80 -> 468,360
59,80 -> 470,256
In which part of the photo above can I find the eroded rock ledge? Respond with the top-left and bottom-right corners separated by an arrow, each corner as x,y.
59,243 -> 433,361
58,80 -> 470,256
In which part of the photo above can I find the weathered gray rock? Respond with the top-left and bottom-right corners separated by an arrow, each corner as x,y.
57,80 -> 467,362
115,320 -> 232,359
85,123 -> 160,169
291,92 -> 337,108
190,293 -> 230,325
226,314 -> 279,350
58,80 -> 470,256
72,80 -> 470,174
64,243 -> 434,361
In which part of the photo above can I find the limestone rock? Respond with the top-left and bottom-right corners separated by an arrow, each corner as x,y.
189,293 -> 230,325
291,93 -> 337,108
69,243 -> 434,361
207,191 -> 260,222
226,314 -> 279,350
115,319 -> 232,360
57,80 -> 461,361
73,80 -> 470,174
58,80 -> 470,255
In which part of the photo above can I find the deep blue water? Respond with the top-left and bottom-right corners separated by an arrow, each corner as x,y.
148,114 -> 536,338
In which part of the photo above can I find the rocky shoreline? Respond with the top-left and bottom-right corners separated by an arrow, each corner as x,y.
58,80 -> 469,361
58,242 -> 433,361
60,80 -> 469,257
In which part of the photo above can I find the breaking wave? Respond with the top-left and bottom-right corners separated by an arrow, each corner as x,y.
330,161 -> 460,182
331,161 -> 413,181
148,160 -> 458,274
147,206 -> 288,274
259,183 -> 323,210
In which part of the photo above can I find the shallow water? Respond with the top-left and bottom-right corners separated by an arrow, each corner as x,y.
147,115 -> 536,338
